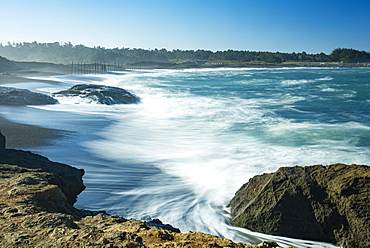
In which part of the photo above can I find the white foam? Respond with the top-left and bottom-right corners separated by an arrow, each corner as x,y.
281,79 -> 315,86
281,76 -> 334,86
321,87 -> 337,92
317,76 -> 334,81
30,68 -> 367,247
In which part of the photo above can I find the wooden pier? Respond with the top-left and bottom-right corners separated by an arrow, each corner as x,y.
71,62 -> 127,74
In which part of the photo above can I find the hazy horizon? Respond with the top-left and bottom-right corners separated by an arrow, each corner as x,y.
1,0 -> 369,54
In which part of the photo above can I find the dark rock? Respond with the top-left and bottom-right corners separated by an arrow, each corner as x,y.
0,130 -> 5,149
52,84 -> 140,105
0,149 -> 85,206
146,219 -> 181,233
229,164 -> 370,248
0,86 -> 58,106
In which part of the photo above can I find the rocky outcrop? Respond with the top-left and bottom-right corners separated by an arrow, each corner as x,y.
0,86 -> 58,106
0,131 -> 285,248
229,164 -> 370,248
0,149 -> 85,206
52,84 -> 140,105
0,129 -> 84,206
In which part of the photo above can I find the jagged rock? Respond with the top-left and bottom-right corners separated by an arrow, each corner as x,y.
146,219 -> 181,233
229,164 -> 370,248
52,84 -> 140,105
0,149 -> 85,205
0,86 -> 58,106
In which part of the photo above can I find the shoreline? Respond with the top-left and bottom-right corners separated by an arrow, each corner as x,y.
0,74 -> 62,85
0,63 -> 368,149
1,63 -> 369,148
0,65 -> 357,247
0,116 -> 63,149
0,65 -> 68,149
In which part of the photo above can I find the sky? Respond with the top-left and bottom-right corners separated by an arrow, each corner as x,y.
1,0 -> 370,54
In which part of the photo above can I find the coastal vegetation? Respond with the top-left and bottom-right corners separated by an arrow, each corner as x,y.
1,42 -> 370,67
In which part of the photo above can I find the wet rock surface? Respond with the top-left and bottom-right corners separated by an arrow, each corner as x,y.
229,164 -> 370,248
53,84 -> 140,105
0,86 -> 58,106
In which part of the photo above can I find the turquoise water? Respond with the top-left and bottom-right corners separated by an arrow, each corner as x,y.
3,67 -> 369,247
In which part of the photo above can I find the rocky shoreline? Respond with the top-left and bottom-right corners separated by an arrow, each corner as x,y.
0,131 -> 286,248
1,114 -> 368,248
1,59 -> 369,247
229,164 -> 370,248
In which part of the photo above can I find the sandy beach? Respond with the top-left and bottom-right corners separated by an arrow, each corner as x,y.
0,74 -> 61,85
0,117 -> 63,149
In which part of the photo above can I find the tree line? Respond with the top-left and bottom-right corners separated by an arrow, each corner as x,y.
0,41 -> 369,65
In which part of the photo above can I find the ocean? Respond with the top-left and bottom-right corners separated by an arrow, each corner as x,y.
2,67 -> 370,247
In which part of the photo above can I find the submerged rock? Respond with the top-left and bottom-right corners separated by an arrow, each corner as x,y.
52,84 -> 140,105
229,164 -> 370,248
0,86 -> 58,105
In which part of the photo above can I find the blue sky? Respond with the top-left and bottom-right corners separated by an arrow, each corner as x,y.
1,0 -> 369,54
